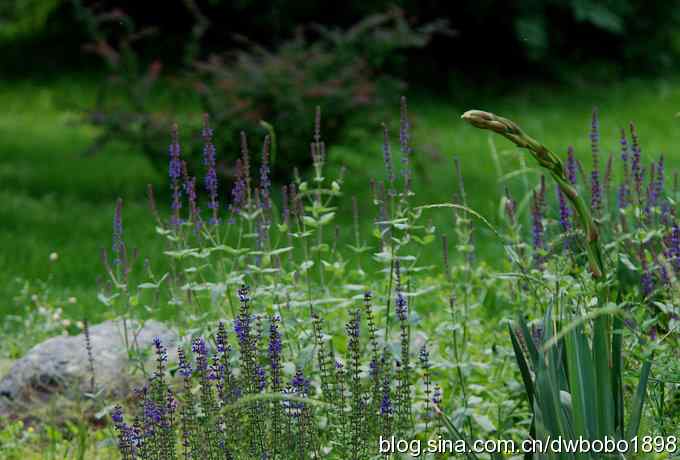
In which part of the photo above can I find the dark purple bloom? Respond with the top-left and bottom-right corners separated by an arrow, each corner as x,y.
566,146 -> 577,185
169,124 -> 182,181
557,186 -> 571,233
112,405 -> 125,424
255,365 -> 266,392
620,128 -> 630,178
202,114 -> 220,224
630,122 -> 643,200
419,345 -> 429,366
382,123 -> 394,191
144,398 -> 162,425
655,155 -> 665,204
229,159 -> 246,222
112,198 -> 124,265
152,336 -> 167,380
260,135 -> 271,210
669,224 -> 680,272
590,109 -> 602,215
290,368 -> 310,402
531,189 -> 544,255
396,291 -> 408,322
192,337 -> 208,372
590,108 -> 600,162
648,326 -> 657,341
184,175 -> 200,227
432,385 -> 442,405
640,249 -> 654,297
216,321 -> 228,353
281,185 -> 290,225
400,96 -> 412,193
169,124 -> 183,226
345,312 -> 360,339
268,315 -> 282,361
234,316 -> 250,346
591,169 -> 602,215
240,131 -> 251,201
178,347 -> 192,378
380,377 -> 392,416
268,315 -> 282,389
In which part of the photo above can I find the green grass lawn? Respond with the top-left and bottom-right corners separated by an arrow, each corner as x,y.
2,75 -> 680,322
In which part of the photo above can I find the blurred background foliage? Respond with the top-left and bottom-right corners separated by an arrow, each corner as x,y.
4,0 -> 680,179
3,0 -> 680,79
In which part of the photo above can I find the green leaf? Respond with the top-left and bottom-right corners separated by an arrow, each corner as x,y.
625,359 -> 652,440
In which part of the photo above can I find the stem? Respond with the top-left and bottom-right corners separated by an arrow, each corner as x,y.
462,110 -> 605,277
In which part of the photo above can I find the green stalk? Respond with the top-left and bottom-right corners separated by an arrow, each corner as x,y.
461,110 -> 604,278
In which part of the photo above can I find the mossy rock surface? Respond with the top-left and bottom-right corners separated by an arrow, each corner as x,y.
0,320 -> 177,417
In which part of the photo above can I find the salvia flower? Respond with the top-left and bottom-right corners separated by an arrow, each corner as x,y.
177,347 -> 192,378
630,122 -> 643,200
382,123 -> 394,193
531,180 -> 546,261
395,290 -> 408,322
169,124 -> 183,226
240,131 -> 252,205
640,248 -> 654,297
202,114 -> 220,224
153,336 -> 167,378
268,315 -> 282,389
229,159 -> 246,223
399,96 -> 412,194
192,337 -> 208,372
112,198 -> 124,265
591,169 -> 602,215
432,385 -> 442,406
557,185 -> 571,233
216,321 -> 228,353
669,224 -> 680,273
260,135 -> 271,210
590,108 -> 602,215
655,155 -> 665,205
380,377 -> 392,416
566,146 -> 577,185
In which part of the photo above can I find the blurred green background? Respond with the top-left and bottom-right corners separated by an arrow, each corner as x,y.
2,0 -> 680,321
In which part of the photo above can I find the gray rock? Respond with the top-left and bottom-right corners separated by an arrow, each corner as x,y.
0,319 -> 178,417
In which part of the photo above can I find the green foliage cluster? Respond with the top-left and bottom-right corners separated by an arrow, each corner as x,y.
72,2 -> 447,178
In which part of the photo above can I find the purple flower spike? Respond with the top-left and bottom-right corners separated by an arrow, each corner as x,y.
640,249 -> 654,297
630,122 -> 643,200
260,135 -> 271,210
590,108 -> 600,161
557,186 -> 571,247
202,114 -> 220,224
382,123 -> 394,191
432,385 -> 442,405
177,347 -> 192,378
396,291 -> 408,322
566,146 -> 577,185
380,377 -> 392,416
670,224 -> 680,273
112,198 -> 124,265
655,155 -> 665,203
591,169 -> 602,215
590,109 -> 601,215
229,159 -> 246,223
400,96 -> 412,193
169,124 -> 183,226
